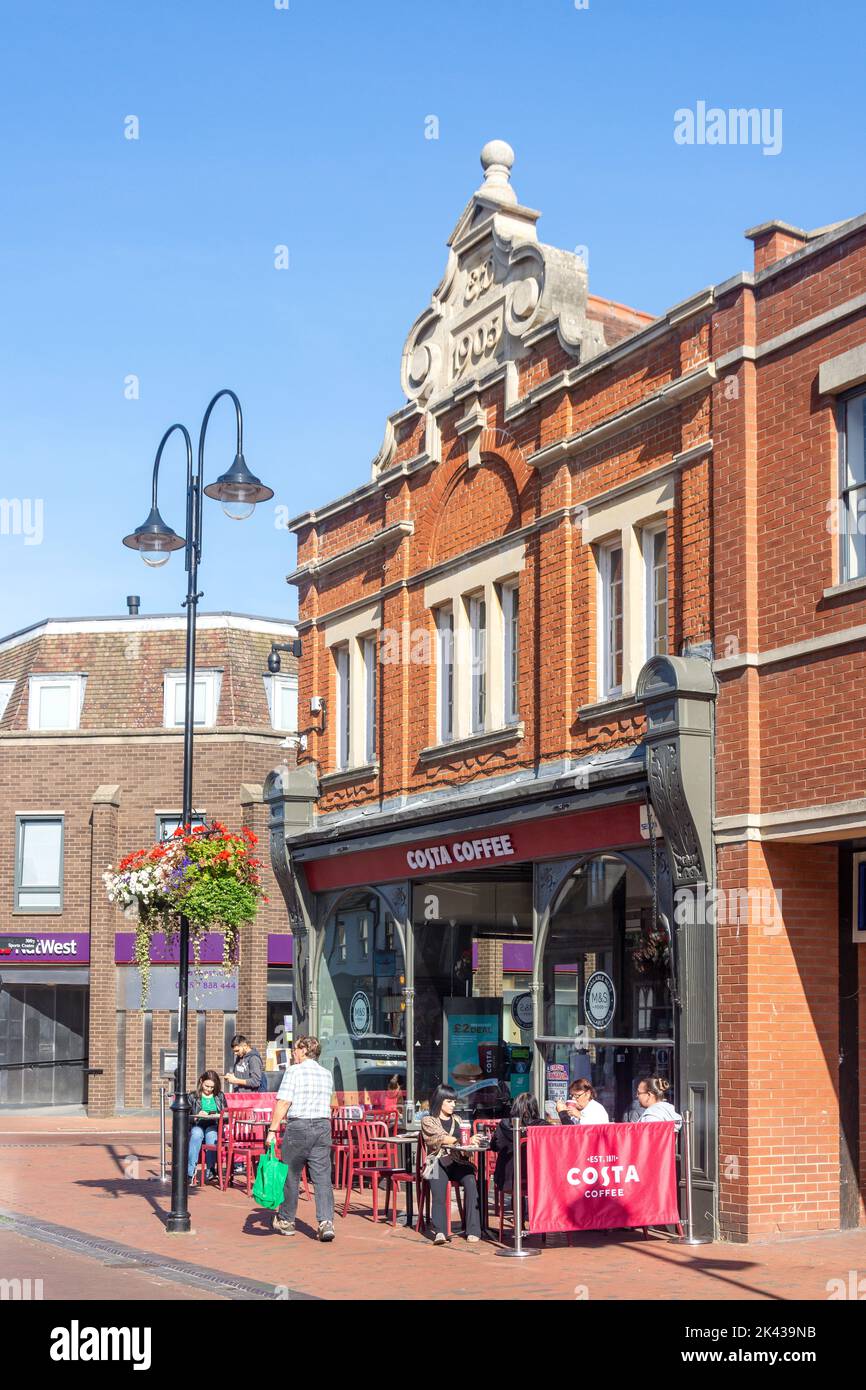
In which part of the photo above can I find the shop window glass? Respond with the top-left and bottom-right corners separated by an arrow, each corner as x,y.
317,893 -> 406,1105
412,874 -> 532,1115
541,855 -> 674,1123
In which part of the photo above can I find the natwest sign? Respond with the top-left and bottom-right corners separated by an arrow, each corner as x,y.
0,933 -> 89,963
301,802 -> 642,892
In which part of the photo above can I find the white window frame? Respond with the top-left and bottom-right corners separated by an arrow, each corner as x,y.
156,812 -> 207,840
363,635 -> 377,766
839,389 -> 866,583
468,592 -> 487,733
0,680 -> 14,721
27,674 -> 87,731
335,644 -> 351,769
501,580 -> 520,725
598,541 -> 624,699
436,605 -> 455,743
15,814 -> 64,913
163,670 -> 222,729
642,522 -> 669,660
263,672 -> 298,732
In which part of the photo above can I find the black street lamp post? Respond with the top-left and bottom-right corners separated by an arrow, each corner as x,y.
122,389 -> 273,1235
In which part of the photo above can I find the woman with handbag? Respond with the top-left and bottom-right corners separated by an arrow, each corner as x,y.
420,1084 -> 483,1246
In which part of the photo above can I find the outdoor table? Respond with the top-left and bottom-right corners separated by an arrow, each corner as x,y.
378,1132 -> 419,1227
451,1142 -> 490,1236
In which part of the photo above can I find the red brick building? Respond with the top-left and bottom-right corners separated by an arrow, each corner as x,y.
0,609 -> 297,1115
267,141 -> 866,1241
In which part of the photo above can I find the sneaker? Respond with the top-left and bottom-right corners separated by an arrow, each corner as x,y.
466,1234 -> 481,1243
205,1170 -> 220,1186
433,1231 -> 447,1246
318,1220 -> 335,1243
272,1215 -> 296,1236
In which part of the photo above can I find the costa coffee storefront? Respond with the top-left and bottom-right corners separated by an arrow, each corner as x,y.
267,656 -> 718,1235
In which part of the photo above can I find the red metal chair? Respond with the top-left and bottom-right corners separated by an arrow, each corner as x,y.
367,1108 -> 399,1136
193,1108 -> 228,1188
331,1106 -> 360,1191
341,1121 -> 407,1224
225,1101 -> 275,1195
494,1134 -> 528,1243
472,1118 -> 499,1204
415,1132 -> 464,1237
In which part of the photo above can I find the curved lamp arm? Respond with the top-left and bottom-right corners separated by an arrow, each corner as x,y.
151,422 -> 194,511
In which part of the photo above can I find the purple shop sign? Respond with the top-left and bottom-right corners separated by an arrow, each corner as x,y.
115,932 -> 294,966
0,932 -> 90,963
115,932 -> 228,965
268,934 -> 293,966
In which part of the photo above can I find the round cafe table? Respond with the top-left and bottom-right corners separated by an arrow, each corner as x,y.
378,1132 -> 419,1227
378,1134 -> 491,1235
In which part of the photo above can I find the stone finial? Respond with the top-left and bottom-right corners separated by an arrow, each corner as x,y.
478,139 -> 517,206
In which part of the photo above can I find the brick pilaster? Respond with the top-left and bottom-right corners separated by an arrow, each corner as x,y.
87,784 -> 121,1116
237,784 -> 269,1057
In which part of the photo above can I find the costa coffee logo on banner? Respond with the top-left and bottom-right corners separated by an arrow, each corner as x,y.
406,833 -> 515,872
566,1150 -> 640,1200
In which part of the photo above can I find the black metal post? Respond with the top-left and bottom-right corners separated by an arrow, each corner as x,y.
166,422 -> 198,1234
166,390 -> 244,1235
125,392 -> 265,1237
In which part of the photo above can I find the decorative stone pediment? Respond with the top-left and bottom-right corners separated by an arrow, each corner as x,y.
372,141 -> 605,479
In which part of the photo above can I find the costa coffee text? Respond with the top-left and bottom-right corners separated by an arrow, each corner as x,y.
406,834 -> 515,872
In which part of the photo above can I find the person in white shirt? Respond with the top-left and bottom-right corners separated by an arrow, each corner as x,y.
556,1078 -> 610,1125
635,1075 -> 682,1132
267,1035 -> 336,1241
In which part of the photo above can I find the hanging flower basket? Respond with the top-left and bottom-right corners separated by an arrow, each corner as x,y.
632,923 -> 671,975
103,821 -> 268,1005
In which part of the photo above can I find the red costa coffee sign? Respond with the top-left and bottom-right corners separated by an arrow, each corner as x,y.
301,802 -> 642,892
527,1122 -> 680,1233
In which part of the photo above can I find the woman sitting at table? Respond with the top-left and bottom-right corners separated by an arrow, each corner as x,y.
556,1078 -> 610,1125
187,1070 -> 227,1183
635,1075 -> 683,1131
420,1085 -> 483,1246
492,1092 -> 546,1193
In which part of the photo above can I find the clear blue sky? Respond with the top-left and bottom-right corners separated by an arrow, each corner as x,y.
1,0 -> 863,635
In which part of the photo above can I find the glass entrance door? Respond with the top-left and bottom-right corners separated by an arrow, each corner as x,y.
538,855 -> 674,1122
0,983 -> 89,1106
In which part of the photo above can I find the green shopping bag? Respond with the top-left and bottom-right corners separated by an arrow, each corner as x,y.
252,1143 -> 289,1209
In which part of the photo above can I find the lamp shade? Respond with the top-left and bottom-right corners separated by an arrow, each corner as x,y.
203,453 -> 274,516
122,506 -> 185,567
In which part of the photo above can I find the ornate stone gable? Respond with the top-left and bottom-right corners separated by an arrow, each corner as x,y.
372,141 -> 606,479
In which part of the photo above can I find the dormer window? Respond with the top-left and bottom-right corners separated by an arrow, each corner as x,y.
0,680 -> 14,721
28,674 -> 87,731
163,671 -> 222,728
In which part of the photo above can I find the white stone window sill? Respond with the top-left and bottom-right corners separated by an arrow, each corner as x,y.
578,692 -> 641,721
419,723 -> 524,763
320,762 -> 380,787
823,575 -> 866,601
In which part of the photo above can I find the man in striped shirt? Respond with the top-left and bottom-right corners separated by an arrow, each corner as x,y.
267,1036 -> 335,1241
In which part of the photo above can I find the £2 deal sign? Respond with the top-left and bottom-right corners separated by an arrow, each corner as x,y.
527,1123 -> 679,1232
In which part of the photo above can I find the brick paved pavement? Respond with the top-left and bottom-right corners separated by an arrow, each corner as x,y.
1,1117 -> 864,1301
